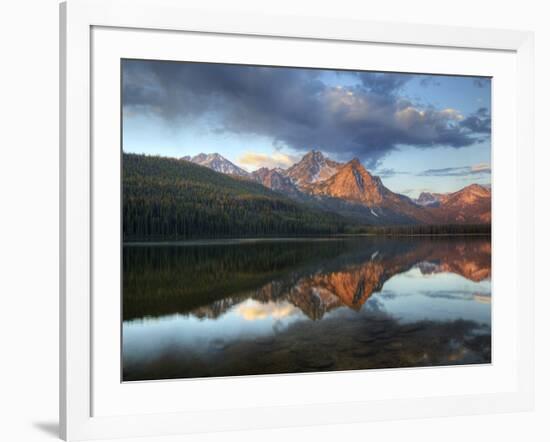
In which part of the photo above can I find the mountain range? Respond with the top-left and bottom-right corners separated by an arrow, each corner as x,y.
183,150 -> 491,225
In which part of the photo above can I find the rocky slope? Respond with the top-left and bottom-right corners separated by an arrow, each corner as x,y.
285,150 -> 343,186
250,167 -> 301,197
428,184 -> 491,224
415,191 -> 445,207
303,158 -> 434,224
184,153 -> 250,177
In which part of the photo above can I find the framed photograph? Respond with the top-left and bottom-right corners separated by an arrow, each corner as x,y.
60,0 -> 534,440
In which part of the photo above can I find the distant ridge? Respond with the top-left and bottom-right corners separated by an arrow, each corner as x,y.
184,152 -> 250,177
155,149 -> 491,226
427,184 -> 491,224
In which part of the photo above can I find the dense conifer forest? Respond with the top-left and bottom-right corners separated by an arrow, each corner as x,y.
123,153 -> 349,240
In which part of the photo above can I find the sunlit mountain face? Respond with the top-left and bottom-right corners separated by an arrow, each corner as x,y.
177,150 -> 491,226
285,150 -> 343,186
122,236 -> 491,380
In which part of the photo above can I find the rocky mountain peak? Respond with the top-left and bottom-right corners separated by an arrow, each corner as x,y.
306,158 -> 385,206
188,152 -> 250,177
286,150 -> 343,187
415,191 -> 442,207
425,183 -> 491,224
303,149 -> 324,160
191,153 -> 208,163
462,183 -> 491,196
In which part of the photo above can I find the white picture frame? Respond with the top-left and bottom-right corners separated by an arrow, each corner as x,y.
60,0 -> 534,440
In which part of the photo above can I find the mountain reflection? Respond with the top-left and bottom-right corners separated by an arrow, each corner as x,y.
122,236 -> 491,380
123,236 -> 491,322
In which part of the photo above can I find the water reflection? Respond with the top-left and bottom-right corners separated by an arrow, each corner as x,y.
123,236 -> 491,381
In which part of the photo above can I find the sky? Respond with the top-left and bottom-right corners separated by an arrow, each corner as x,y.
122,59 -> 491,197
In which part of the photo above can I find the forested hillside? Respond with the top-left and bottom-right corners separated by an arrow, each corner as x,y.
123,153 -> 348,240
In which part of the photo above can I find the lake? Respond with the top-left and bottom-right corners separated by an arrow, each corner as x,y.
122,236 -> 491,381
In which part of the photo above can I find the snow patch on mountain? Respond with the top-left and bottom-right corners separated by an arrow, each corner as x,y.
187,153 -> 250,177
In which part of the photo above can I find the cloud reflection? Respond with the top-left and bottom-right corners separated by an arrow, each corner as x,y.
236,300 -> 300,321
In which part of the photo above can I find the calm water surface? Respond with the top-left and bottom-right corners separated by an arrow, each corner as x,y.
122,236 -> 491,381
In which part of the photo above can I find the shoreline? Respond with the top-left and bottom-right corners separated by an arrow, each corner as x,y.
123,233 -> 491,247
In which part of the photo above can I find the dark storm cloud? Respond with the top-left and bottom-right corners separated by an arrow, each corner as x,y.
459,107 -> 491,134
123,60 -> 322,124
354,72 -> 411,95
123,60 -> 492,167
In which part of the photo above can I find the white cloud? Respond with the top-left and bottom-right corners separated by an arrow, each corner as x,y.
238,151 -> 299,171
